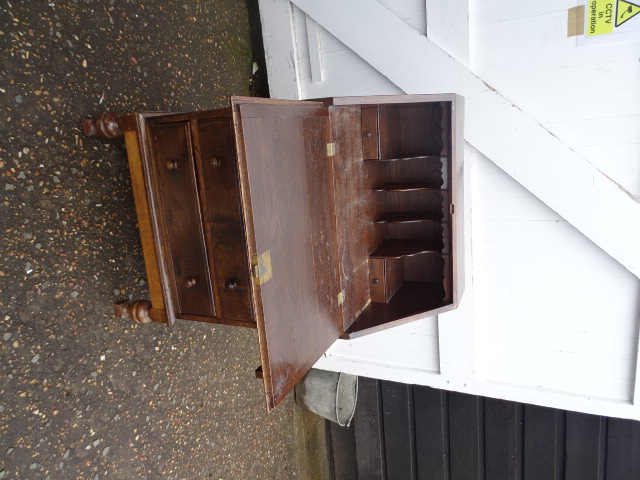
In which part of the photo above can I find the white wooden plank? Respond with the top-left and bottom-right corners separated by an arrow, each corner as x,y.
257,0 -> 301,99
503,61 -> 640,101
544,116 -> 640,149
305,16 -> 324,82
482,309 -> 639,339
471,148 -> 640,404
314,354 -> 640,420
471,0 -> 574,27
299,49 -> 402,98
481,349 -> 633,401
381,0 -> 427,34
634,330 -> 640,404
476,282 -> 636,315
476,220 -> 594,246
476,242 -> 627,270
480,347 -> 636,388
483,325 -> 638,360
476,264 -> 636,293
291,0 -> 640,278
474,195 -> 564,221
328,330 -> 440,372
426,0 -> 470,65
577,144 -> 640,198
302,71 -> 403,99
471,12 -> 640,75
290,4 -> 312,81
522,89 -> 640,124
437,143 -> 475,381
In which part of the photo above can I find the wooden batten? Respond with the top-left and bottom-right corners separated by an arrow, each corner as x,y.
123,130 -> 168,325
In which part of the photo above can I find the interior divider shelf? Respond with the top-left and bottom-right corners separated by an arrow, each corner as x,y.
342,281 -> 447,339
364,155 -> 447,162
370,239 -> 444,259
373,212 -> 444,224
372,183 -> 446,192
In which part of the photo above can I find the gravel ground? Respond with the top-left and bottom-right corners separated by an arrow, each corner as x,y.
0,1 -> 298,478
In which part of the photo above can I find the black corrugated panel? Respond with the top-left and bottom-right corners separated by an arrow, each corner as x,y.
327,378 -> 640,480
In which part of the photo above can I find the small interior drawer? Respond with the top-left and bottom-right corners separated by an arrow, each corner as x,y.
361,106 -> 379,160
369,257 -> 404,303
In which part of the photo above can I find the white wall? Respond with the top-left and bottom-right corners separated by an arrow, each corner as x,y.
469,0 -> 640,404
471,0 -> 640,198
259,0 -> 640,419
472,150 -> 640,402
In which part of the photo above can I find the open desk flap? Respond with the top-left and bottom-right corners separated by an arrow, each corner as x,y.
235,102 -> 343,410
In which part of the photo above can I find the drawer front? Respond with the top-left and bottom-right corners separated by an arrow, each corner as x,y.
197,118 -> 253,322
369,257 -> 404,303
149,122 -> 216,317
361,106 -> 379,160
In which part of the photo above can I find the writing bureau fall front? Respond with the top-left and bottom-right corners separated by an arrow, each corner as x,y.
83,94 -> 465,411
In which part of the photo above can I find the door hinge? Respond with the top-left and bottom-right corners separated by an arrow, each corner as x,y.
327,142 -> 336,157
252,250 -> 273,286
450,204 -> 455,215
337,290 -> 345,305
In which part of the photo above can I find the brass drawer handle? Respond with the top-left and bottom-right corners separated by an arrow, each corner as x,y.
225,279 -> 238,291
184,277 -> 197,288
210,157 -> 222,168
166,160 -> 179,171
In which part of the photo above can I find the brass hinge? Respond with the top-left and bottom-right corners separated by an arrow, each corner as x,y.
337,290 -> 345,305
327,142 -> 336,157
252,250 -> 273,286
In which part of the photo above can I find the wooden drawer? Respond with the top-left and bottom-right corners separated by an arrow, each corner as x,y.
361,106 -> 379,159
148,121 -> 216,317
369,257 -> 403,303
196,118 -> 252,322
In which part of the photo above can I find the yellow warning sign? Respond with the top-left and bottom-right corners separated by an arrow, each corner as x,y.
616,0 -> 640,26
586,0 -> 615,35
577,0 -> 640,44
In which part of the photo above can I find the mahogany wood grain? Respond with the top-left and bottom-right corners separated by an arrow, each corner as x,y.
369,257 -> 404,303
329,106 -> 373,330
378,103 -> 443,159
122,129 -> 168,324
404,253 -> 446,283
372,183 -> 443,192
344,282 -> 446,338
370,239 -> 443,258
442,253 -> 452,302
383,157 -> 445,186
147,121 -> 215,317
194,117 -> 253,323
373,211 -> 443,224
361,106 -> 379,159
369,258 -> 387,303
237,102 -> 343,410
384,257 -> 404,303
82,112 -> 124,138
387,222 -> 444,242
364,155 -> 445,163
114,300 -> 152,324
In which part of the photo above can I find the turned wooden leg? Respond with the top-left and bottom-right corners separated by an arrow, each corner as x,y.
114,300 -> 153,324
82,112 -> 123,139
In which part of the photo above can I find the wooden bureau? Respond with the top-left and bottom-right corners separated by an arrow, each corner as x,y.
83,94 -> 465,410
